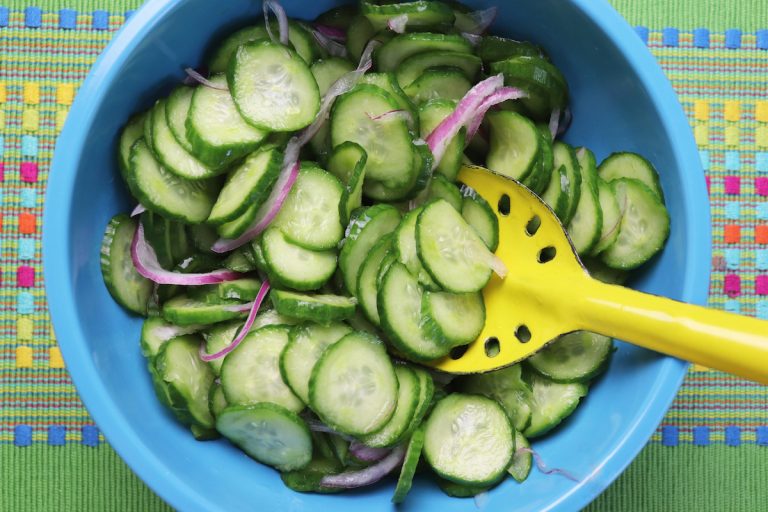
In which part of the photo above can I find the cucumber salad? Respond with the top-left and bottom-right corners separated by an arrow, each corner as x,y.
101,0 -> 671,501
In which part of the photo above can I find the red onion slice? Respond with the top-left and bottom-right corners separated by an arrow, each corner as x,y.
349,441 -> 391,462
263,0 -> 290,46
516,447 -> 579,482
131,223 -> 243,285
310,26 -> 348,58
387,14 -> 408,33
313,23 -> 347,42
465,86 -> 527,144
198,280 -> 270,362
548,108 -> 561,140
462,6 -> 498,35
130,204 -> 146,217
461,32 -> 483,46
184,68 -> 228,90
425,74 -> 505,168
320,445 -> 406,489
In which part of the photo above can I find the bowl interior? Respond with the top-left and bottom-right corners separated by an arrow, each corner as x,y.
46,0 -> 708,511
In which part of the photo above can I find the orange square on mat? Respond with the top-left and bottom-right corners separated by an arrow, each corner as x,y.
757,225 -> 768,244
19,213 -> 36,234
724,224 -> 741,243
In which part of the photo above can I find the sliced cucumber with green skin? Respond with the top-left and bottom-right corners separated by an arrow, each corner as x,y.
477,35 -> 544,63
403,67 -> 472,104
261,228 -> 337,291
460,187 -> 499,252
376,249 -> 399,290
584,257 -> 627,285
413,174 -> 463,211
567,147 -> 603,255
525,129 -> 554,195
281,456 -> 344,494
362,141 -> 433,202
598,151 -> 664,201
317,4 -> 359,28
508,430 -> 532,483
128,139 -> 218,224
360,365 -> 421,448
358,73 -> 418,132
331,84 -> 415,187
119,113 -> 147,176
270,290 -> 357,324
141,211 -> 191,269
223,246 -> 258,272
201,320 -> 241,376
216,403 -> 312,471
419,99 -> 464,181
327,142 -> 368,227
523,371 -> 588,438
100,214 -> 152,316
143,110 -> 154,152
601,178 -> 670,270
436,478 -> 491,498
591,179 -> 623,256
423,394 -> 514,486
161,295 -> 247,326
339,204 -> 402,295
215,278 -> 262,302
228,41 -> 320,132
416,199 -> 493,293
188,223 -> 218,253
486,110 -> 541,183
528,331 -> 614,383
397,51 -> 481,89
378,262 -> 449,361
186,74 -> 268,169
376,32 -> 473,72
553,142 -> 582,225
362,0 -> 455,32
209,381 -> 228,418
393,207 -> 439,290
272,165 -> 344,251
421,291 -> 485,348
280,322 -> 352,403
251,309 -> 301,330
392,426 -> 426,504
309,331 -> 399,435
216,202 -> 260,239
220,325 -> 303,411
541,164 -> 570,221
311,58 -> 355,96
490,56 -> 568,118
459,364 -> 533,432
346,15 -> 377,62
356,234 -> 394,326
153,335 -> 215,428
140,316 -> 201,358
165,86 -> 196,154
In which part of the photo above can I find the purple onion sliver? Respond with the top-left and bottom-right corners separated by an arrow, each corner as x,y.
465,86 -> 527,143
184,68 -> 227,90
263,0 -> 290,46
349,441 -> 391,462
461,32 -> 483,46
313,23 -> 347,42
311,28 -> 348,58
387,14 -> 408,33
548,108 -> 561,140
198,280 -> 271,362
516,447 -> 579,482
130,204 -> 146,217
463,6 -> 498,35
320,445 -> 406,489
557,107 -> 572,136
131,223 -> 243,285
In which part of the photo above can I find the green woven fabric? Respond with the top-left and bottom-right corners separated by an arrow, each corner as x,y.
0,1 -> 766,511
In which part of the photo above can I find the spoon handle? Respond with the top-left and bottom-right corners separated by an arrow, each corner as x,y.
574,278 -> 768,384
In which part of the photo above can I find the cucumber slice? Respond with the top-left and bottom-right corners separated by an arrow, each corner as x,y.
523,371 -> 588,438
100,214 -> 152,315
419,99 -> 464,181
413,174 -> 463,211
140,211 -> 191,269
378,262 -> 449,361
280,456 -> 344,494
209,381 -> 228,418
508,430 -> 532,483
223,246 -> 258,272
339,204 -> 402,295
591,179 -> 622,255
567,147 -> 602,254
416,199 -> 492,293
437,479 -> 491,498
403,67 -> 472,104
216,202 -> 259,239
490,56 -> 568,119
186,74 -> 268,169
393,207 -> 439,290
316,4 -> 359,28
362,141 -> 432,202
251,309 -> 301,329
309,331 -> 399,435
346,15 -> 376,63
392,426 -> 426,504
423,394 -> 514,486
272,165 -> 344,250
528,331 -> 614,382
161,295 -> 247,326
311,58 -> 355,96
601,178 -> 670,270
327,142 -> 367,227
421,291 -> 485,348
140,316 -> 201,358
358,72 -> 418,132
165,86 -> 196,154
220,325 -> 303,411
583,257 -> 627,285
118,113 -> 146,175
376,33 -> 473,72
362,1 -> 455,32
128,139 -> 218,224
228,41 -> 320,132
396,50 -> 481,88
360,365 -> 421,448
216,403 -> 312,471
331,84 -> 415,187
598,152 -> 664,201
188,223 -> 218,253
356,234 -> 394,326
460,187 -> 499,252
270,290 -> 357,323
477,36 -> 544,63
524,129 -> 554,195
207,147 -> 282,224
261,228 -> 337,291
280,322 -> 352,403
486,110 -> 540,182
459,364 -> 533,432
215,278 -> 262,302
153,335 -> 215,428
553,142 -> 582,225
405,367 -> 435,435
541,165 -> 570,221
201,320 -> 241,376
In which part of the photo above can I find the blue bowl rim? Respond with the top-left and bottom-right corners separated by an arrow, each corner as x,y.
43,0 -> 711,510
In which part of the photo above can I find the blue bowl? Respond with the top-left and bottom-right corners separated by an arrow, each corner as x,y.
45,0 -> 710,510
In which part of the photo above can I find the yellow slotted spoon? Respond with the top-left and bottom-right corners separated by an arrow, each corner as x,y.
426,165 -> 768,385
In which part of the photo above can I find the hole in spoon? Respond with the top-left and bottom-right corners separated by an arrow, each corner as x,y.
538,246 -> 557,263
515,325 -> 531,343
484,337 -> 500,358
497,194 -> 511,216
526,215 -> 541,236
450,344 -> 469,360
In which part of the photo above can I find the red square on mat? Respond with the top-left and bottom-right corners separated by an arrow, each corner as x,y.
19,213 -> 36,234
757,178 -> 768,196
724,176 -> 741,195
757,226 -> 768,244
17,266 -> 34,287
724,224 -> 741,243
724,274 -> 741,297
20,162 -> 38,183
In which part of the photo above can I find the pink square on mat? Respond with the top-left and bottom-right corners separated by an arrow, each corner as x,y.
17,266 -> 34,288
756,178 -> 768,197
756,275 -> 768,295
724,176 -> 740,195
705,176 -> 711,195
20,162 -> 38,183
0,162 -> 4,182
724,273 -> 741,297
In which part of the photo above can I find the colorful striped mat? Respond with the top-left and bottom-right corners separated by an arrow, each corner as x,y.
0,1 -> 766,510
